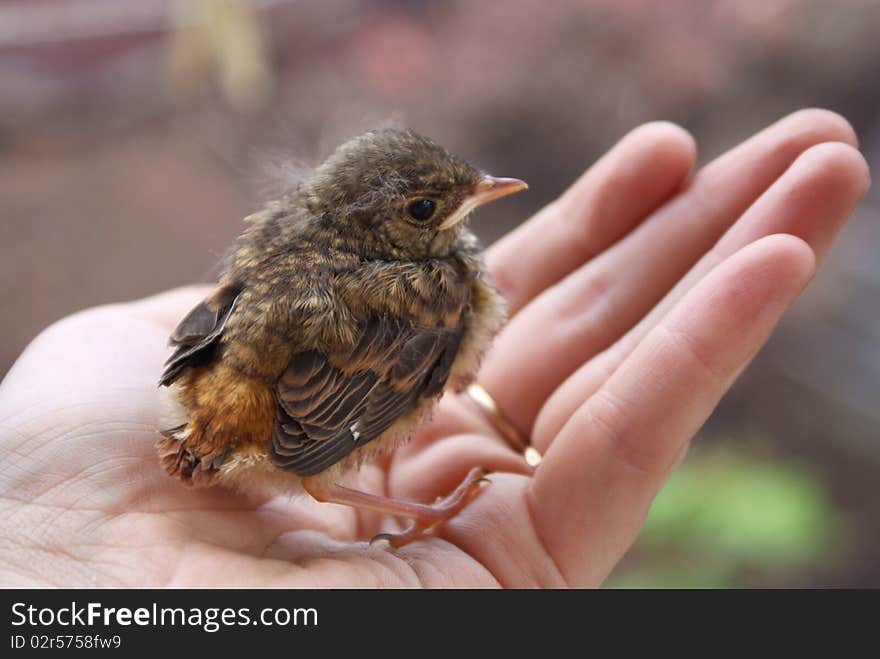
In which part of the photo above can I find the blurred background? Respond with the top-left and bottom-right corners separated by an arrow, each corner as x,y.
0,0 -> 877,587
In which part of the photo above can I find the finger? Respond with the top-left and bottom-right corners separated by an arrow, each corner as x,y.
127,285 -> 213,330
486,122 -> 696,314
527,234 -> 816,586
4,286 -> 213,391
533,140 -> 870,449
388,431 -> 533,505
479,109 -> 859,437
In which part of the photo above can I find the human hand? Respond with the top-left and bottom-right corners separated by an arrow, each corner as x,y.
0,109 -> 868,587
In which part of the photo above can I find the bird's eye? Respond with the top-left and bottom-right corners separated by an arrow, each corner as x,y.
407,199 -> 436,222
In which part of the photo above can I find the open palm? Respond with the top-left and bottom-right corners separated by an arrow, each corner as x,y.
0,110 -> 868,587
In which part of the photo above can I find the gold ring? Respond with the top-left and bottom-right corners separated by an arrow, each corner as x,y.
465,383 -> 542,467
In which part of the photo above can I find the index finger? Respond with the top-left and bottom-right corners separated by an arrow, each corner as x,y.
486,122 -> 696,314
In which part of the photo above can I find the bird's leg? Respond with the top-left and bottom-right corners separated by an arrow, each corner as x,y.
302,466 -> 490,548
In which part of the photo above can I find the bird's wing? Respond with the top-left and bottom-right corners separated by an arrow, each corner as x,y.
159,284 -> 241,386
270,316 -> 462,476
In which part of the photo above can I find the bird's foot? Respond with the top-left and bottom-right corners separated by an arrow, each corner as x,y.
303,466 -> 491,548
370,467 -> 490,548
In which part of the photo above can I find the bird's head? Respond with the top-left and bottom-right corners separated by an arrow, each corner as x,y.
302,128 -> 527,259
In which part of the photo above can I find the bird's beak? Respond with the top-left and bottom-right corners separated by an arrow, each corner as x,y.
437,175 -> 528,230
472,176 -> 529,206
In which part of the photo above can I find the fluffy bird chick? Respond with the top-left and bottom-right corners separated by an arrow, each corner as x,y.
158,128 -> 526,546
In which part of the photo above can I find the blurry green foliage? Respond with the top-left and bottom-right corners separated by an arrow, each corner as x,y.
608,443 -> 841,588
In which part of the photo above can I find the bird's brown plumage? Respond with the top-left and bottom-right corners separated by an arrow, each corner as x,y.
158,128 -> 514,504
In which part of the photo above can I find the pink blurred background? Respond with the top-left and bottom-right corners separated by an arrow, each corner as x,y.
1,0 -> 878,586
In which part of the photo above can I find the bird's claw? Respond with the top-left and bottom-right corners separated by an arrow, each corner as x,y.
369,466 -> 491,549
370,532 -> 394,546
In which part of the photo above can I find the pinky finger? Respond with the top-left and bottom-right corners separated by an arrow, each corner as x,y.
527,234 -> 816,586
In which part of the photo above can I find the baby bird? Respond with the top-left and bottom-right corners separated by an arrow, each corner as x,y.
158,128 -> 526,546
